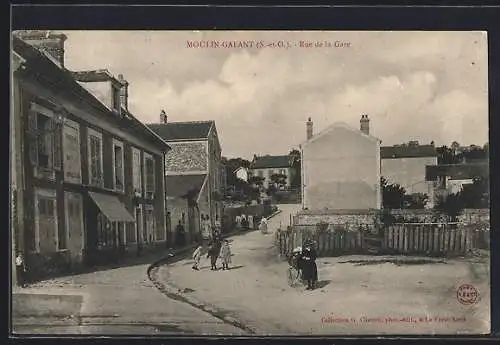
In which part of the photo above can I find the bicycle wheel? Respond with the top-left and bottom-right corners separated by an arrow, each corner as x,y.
286,267 -> 295,286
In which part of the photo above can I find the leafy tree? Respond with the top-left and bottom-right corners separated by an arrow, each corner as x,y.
289,149 -> 301,189
435,176 -> 489,221
460,176 -> 489,209
381,177 -> 406,209
403,193 -> 429,209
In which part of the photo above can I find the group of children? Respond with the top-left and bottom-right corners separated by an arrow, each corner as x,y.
192,238 -> 232,271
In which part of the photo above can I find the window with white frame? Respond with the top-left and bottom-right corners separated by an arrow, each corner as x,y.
87,128 -> 103,187
131,147 -> 142,196
28,103 -> 62,176
34,189 -> 58,253
112,139 -> 124,191
62,119 -> 82,183
144,153 -> 155,199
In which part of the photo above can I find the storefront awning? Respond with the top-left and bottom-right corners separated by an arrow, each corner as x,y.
88,192 -> 135,222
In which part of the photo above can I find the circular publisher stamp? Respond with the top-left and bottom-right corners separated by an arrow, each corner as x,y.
456,284 -> 479,305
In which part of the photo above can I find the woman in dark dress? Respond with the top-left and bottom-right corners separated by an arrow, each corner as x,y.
207,238 -> 222,270
300,240 -> 318,290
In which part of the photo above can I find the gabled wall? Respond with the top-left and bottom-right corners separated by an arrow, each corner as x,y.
302,125 -> 381,211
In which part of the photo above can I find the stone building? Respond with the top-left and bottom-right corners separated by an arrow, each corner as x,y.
11,31 -> 170,282
148,115 -> 223,243
300,115 -> 382,211
381,141 -> 438,195
249,155 -> 297,189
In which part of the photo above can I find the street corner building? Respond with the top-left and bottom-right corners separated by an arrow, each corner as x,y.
300,115 -> 382,211
147,114 -> 224,244
10,31 -> 171,282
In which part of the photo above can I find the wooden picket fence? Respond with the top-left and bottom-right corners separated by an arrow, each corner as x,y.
276,222 -> 489,258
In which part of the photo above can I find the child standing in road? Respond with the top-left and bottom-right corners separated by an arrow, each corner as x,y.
192,244 -> 203,270
219,240 -> 232,270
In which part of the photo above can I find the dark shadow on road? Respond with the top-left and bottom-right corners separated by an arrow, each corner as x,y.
227,265 -> 244,271
315,280 -> 331,289
338,259 -> 447,266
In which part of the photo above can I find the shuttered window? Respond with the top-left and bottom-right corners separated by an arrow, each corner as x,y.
27,103 -> 63,173
144,153 -> 155,199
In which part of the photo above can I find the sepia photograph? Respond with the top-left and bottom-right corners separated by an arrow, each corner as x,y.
10,30 -> 490,336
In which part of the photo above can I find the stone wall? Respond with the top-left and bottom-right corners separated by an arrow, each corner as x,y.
293,208 -> 490,227
165,141 -> 208,173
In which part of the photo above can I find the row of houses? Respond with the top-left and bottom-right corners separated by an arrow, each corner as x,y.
237,115 -> 486,207
11,31 -> 224,283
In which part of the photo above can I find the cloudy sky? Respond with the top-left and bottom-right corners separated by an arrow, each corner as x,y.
64,31 -> 488,159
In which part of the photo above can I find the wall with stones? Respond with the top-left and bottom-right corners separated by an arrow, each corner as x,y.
165,141 -> 208,173
293,208 -> 490,229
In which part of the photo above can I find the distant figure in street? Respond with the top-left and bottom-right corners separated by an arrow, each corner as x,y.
248,215 -> 254,229
192,244 -> 203,270
241,215 -> 249,230
259,217 -> 268,234
235,215 -> 242,228
202,215 -> 211,241
300,240 -> 318,290
207,239 -> 221,270
176,220 -> 186,246
219,239 -> 232,270
15,251 -> 27,288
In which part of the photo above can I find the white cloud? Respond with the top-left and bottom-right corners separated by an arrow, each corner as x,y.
63,30 -> 489,159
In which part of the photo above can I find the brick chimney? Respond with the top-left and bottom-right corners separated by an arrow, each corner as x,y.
306,117 -> 313,140
360,114 -> 370,135
15,30 -> 67,68
160,109 -> 168,124
117,74 -> 129,110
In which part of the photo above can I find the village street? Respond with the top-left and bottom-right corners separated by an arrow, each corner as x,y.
11,255 -> 247,335
158,204 -> 491,336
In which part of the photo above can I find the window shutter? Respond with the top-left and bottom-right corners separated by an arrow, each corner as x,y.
28,110 -> 38,166
53,122 -> 63,171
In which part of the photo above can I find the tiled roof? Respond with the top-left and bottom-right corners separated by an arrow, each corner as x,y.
425,163 -> 489,181
381,144 -> 437,159
166,174 -> 207,198
71,69 -> 118,83
148,121 -> 213,141
251,155 -> 292,169
12,36 -> 169,150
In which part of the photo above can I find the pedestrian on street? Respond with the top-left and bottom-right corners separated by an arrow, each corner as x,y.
259,217 -> 268,234
248,215 -> 254,229
15,251 -> 27,288
176,220 -> 186,246
300,240 -> 318,290
207,239 -> 221,270
219,239 -> 232,270
192,244 -> 203,270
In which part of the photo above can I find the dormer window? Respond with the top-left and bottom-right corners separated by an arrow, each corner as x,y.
112,85 -> 121,113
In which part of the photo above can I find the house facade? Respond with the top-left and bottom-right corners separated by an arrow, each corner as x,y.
249,155 -> 296,189
300,116 -> 382,211
425,163 -> 489,207
148,116 -> 223,242
381,141 -> 438,195
12,32 -> 170,282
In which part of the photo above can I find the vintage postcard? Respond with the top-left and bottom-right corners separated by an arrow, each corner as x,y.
10,30 -> 490,336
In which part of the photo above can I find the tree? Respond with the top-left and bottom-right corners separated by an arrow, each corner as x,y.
381,177 -> 406,209
460,176 -> 489,208
222,156 -> 252,198
403,193 -> 429,209
435,176 -> 489,221
289,148 -> 301,189
436,145 -> 460,165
